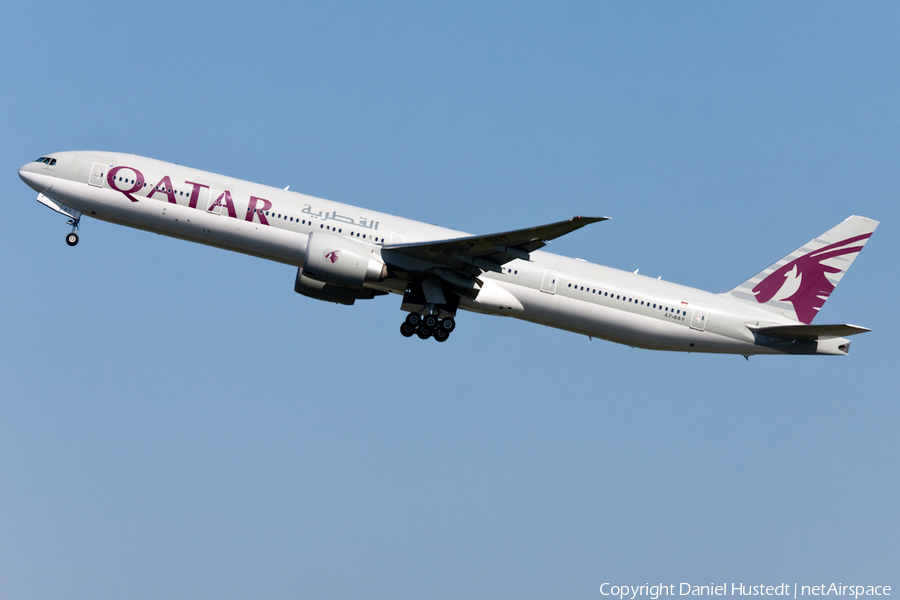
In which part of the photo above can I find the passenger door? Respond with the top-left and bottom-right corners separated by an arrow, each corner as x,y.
690,305 -> 709,331
540,269 -> 559,294
88,162 -> 106,187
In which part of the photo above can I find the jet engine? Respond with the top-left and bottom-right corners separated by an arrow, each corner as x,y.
302,231 -> 387,287
295,231 -> 388,305
294,271 -> 384,305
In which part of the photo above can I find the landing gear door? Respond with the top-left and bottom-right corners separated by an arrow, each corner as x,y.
89,162 -> 107,187
540,269 -> 559,294
690,305 -> 709,331
37,192 -> 81,220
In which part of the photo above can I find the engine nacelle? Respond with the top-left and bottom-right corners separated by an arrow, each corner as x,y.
294,271 -> 382,305
302,231 -> 386,288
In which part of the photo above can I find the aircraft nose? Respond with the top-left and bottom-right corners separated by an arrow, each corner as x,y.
19,162 -> 32,183
19,161 -> 44,192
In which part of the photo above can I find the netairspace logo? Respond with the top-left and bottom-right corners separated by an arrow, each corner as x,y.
600,584 -> 892,600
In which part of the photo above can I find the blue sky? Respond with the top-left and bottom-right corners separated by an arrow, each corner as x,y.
1,2 -> 898,598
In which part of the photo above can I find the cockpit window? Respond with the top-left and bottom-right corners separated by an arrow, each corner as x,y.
34,157 -> 56,165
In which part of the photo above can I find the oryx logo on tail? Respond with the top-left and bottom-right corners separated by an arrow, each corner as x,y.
726,215 -> 878,324
752,233 -> 872,324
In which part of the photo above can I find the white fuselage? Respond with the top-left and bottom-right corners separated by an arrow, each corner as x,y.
19,151 -> 848,356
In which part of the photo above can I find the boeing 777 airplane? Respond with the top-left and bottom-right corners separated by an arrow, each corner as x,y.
19,151 -> 878,356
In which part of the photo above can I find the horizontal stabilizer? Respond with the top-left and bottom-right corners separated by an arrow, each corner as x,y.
748,323 -> 870,341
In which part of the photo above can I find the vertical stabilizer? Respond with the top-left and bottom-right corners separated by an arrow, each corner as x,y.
725,216 -> 878,324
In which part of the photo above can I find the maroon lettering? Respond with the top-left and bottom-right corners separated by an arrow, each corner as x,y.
147,175 -> 177,204
207,190 -> 237,218
246,196 -> 272,225
185,180 -> 209,209
106,166 -> 144,202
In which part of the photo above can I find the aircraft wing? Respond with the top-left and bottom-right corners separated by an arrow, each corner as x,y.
381,216 -> 608,275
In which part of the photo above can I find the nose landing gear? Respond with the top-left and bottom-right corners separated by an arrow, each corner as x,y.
35,193 -> 83,247
399,311 -> 456,342
65,217 -> 80,246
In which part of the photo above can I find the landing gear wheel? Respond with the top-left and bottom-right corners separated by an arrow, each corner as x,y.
423,314 -> 439,329
416,327 -> 432,340
405,313 -> 421,327
400,322 -> 416,337
66,233 -> 79,246
434,329 -> 450,342
440,317 -> 455,332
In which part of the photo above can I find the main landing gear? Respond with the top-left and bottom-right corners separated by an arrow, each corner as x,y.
399,312 -> 456,342
65,217 -> 80,246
